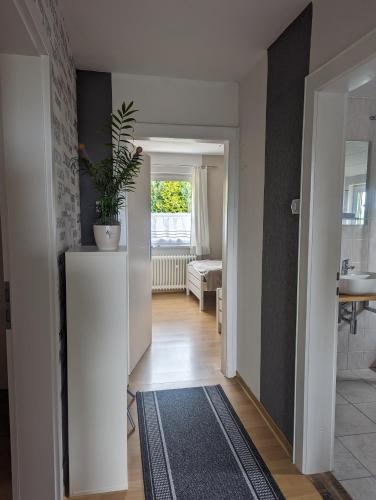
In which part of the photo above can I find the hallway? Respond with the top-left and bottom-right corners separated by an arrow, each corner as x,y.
131,293 -> 221,388
93,293 -> 319,499
127,293 -> 321,499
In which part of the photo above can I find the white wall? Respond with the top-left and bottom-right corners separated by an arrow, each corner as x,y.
113,72 -> 237,263
237,56 -> 267,398
204,155 -> 224,260
112,73 -> 238,127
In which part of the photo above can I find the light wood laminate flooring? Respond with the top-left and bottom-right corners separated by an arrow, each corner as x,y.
69,293 -> 320,500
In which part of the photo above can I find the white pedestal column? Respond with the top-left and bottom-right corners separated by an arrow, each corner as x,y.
66,247 -> 128,495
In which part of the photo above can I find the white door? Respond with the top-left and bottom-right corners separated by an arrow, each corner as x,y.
127,154 -> 152,373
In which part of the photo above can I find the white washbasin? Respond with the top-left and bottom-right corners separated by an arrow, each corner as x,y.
339,272 -> 376,295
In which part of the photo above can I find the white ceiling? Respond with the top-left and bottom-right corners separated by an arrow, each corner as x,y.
61,0 -> 309,82
134,138 -> 224,155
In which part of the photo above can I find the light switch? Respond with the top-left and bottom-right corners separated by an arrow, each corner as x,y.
291,199 -> 300,215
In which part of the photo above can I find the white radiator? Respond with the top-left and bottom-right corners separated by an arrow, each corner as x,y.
152,254 -> 196,291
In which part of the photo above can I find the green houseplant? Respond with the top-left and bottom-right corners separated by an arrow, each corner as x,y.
78,101 -> 143,250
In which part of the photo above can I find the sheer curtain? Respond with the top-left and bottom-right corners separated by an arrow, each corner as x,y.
191,166 -> 210,257
151,212 -> 191,247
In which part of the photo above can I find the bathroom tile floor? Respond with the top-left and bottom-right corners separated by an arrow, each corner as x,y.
334,369 -> 376,499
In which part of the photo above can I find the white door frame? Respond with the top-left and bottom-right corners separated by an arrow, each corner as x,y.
0,53 -> 62,499
135,122 -> 239,378
127,154 -> 152,374
0,2 -> 64,498
295,28 -> 376,474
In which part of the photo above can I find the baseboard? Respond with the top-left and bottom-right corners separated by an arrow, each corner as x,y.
309,472 -> 352,500
235,372 -> 293,458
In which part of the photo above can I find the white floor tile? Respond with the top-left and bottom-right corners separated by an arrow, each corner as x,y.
336,379 -> 376,404
333,439 -> 371,480
339,434 -> 376,475
336,393 -> 349,405
341,477 -> 376,500
335,405 -> 376,436
356,403 -> 376,424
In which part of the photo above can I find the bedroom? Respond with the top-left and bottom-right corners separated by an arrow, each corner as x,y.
130,137 -> 226,388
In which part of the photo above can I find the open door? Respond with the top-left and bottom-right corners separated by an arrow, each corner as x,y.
127,154 -> 152,373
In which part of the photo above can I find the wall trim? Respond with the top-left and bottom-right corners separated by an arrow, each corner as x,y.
236,372 -> 293,458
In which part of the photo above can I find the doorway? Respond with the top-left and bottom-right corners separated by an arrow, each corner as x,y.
294,28 -> 376,478
332,94 -> 376,498
134,137 -> 226,386
130,123 -> 238,381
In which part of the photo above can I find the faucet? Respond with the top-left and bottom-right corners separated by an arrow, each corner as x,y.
341,258 -> 355,275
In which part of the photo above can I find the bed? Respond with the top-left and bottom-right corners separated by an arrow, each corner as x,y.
186,260 -> 222,310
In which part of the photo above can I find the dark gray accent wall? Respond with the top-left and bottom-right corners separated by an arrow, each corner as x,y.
76,70 -> 112,245
260,4 -> 312,444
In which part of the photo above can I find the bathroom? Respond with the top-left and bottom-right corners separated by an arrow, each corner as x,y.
334,92 -> 376,498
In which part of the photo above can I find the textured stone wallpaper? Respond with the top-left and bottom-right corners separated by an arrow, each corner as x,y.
33,0 -> 80,252
30,0 -> 79,491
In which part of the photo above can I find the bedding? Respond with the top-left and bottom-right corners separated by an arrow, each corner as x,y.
188,260 -> 222,291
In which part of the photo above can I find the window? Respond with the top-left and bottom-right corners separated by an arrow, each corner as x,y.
151,180 -> 192,247
343,182 -> 367,223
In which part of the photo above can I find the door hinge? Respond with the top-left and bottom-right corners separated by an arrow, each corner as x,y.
4,281 -> 11,329
336,271 -> 340,281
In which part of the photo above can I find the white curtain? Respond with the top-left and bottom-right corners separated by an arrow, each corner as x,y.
191,166 -> 210,256
151,212 -> 191,247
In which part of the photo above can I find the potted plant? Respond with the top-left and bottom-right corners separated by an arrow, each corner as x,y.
78,101 -> 143,251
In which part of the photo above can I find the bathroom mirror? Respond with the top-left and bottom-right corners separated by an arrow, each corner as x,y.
342,140 -> 370,225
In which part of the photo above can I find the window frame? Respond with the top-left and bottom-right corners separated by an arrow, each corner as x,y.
150,174 -> 193,249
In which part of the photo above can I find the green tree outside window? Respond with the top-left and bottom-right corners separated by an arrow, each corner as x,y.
151,180 -> 192,213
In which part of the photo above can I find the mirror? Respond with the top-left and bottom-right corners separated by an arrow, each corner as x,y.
342,140 -> 370,225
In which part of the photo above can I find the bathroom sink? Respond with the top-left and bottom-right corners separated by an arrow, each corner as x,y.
339,272 -> 376,295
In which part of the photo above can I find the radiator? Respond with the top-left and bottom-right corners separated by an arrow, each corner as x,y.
152,254 -> 196,291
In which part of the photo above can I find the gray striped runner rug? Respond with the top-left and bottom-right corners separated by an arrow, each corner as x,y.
136,385 -> 285,499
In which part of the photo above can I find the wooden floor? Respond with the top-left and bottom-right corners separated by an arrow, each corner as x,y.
72,292 -> 322,500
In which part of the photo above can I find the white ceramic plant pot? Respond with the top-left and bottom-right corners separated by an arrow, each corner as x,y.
93,224 -> 121,251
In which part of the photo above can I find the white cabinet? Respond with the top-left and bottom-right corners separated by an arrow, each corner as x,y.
66,247 -> 128,496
